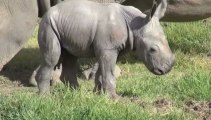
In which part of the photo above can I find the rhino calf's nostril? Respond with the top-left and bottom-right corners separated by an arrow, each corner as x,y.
158,69 -> 164,74
153,68 -> 165,75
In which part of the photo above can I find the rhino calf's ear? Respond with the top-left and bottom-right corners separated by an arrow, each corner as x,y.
150,0 -> 158,19
152,0 -> 167,19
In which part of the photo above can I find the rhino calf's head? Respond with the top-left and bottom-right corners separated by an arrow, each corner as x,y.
135,0 -> 175,75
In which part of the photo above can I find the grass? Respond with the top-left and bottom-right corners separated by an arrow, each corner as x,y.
0,21 -> 211,120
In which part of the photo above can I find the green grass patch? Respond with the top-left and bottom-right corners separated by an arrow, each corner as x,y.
163,21 -> 211,54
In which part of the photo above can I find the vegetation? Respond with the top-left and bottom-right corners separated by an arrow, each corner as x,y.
0,21 -> 211,120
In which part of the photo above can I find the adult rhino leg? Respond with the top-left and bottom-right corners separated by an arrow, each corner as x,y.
60,51 -> 79,89
94,50 -> 118,99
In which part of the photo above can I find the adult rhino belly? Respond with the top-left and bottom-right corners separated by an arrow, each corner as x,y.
162,0 -> 211,22
0,0 -> 38,69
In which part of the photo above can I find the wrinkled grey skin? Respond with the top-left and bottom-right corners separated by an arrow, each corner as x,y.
35,0 -> 174,98
29,0 -> 118,86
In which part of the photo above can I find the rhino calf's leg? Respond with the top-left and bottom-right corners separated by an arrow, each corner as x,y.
94,50 -> 118,99
35,64 -> 54,94
36,55 -> 61,94
60,52 -> 79,89
35,20 -> 61,94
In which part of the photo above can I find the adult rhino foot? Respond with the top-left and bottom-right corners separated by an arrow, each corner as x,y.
29,69 -> 38,87
82,64 -> 122,80
29,66 -> 62,87
82,67 -> 93,80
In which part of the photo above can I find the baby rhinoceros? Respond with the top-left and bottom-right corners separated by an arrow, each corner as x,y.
35,0 -> 175,99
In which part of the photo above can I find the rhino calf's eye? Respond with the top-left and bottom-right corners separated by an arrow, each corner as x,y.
150,47 -> 157,53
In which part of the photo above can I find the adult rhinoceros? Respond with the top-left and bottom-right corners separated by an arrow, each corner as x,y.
122,0 -> 211,22
35,0 -> 175,98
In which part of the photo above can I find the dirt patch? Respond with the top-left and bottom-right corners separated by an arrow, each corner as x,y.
184,100 -> 211,120
153,98 -> 173,113
0,81 -> 21,95
126,97 -> 173,113
0,80 -> 37,96
129,97 -> 149,108
0,77 -> 35,96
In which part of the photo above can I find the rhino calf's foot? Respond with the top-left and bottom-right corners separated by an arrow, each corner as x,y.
35,64 -> 55,95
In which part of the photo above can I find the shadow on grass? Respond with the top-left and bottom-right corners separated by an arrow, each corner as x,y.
77,51 -> 142,78
0,47 -> 141,86
0,48 -> 41,86
119,90 -> 139,98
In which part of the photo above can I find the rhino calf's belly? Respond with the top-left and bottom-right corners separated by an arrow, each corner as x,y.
61,42 -> 95,57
